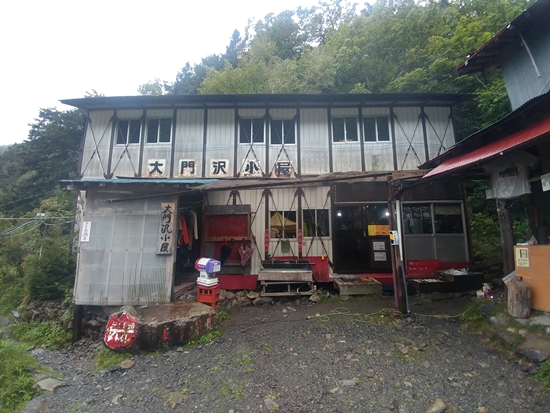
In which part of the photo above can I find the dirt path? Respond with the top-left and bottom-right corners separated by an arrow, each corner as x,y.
25,295 -> 550,413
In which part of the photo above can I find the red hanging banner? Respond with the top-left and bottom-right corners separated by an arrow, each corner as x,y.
264,229 -> 270,252
297,229 -> 303,252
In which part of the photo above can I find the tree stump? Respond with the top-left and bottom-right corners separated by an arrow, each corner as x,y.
507,278 -> 531,319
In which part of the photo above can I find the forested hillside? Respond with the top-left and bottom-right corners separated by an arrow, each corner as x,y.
0,0 -> 532,309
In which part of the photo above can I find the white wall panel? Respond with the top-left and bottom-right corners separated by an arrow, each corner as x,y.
362,108 -> 394,171
175,109 -> 204,177
81,111 -> 113,178
238,108 -> 265,118
393,107 -> 424,170
111,146 -> 141,177
300,109 -> 330,174
333,142 -> 362,172
205,109 -> 235,176
270,108 -> 296,119
142,146 -> 171,177
424,107 -> 454,160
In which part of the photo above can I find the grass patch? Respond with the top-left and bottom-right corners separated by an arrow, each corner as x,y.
535,359 -> 550,391
0,338 -> 42,412
220,380 -> 244,398
9,321 -> 71,350
94,348 -> 131,370
197,329 -> 221,344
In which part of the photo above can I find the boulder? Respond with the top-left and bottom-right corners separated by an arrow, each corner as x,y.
104,302 -> 219,351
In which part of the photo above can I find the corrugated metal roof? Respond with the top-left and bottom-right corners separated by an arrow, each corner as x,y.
423,116 -> 550,179
60,93 -> 473,111
456,0 -> 550,76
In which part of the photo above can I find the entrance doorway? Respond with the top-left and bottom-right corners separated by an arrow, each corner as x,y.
333,205 -> 392,273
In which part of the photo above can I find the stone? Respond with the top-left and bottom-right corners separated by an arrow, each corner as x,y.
329,387 -> 341,394
475,408 -> 488,413
169,393 -> 184,408
120,359 -> 135,369
33,378 -> 65,393
111,394 -> 123,404
495,330 -> 517,346
425,398 -> 447,413
264,397 -> 279,410
247,291 -> 259,300
11,311 -> 20,320
515,318 -> 529,326
390,399 -> 399,411
309,293 -> 322,303
339,379 -> 357,387
225,291 -> 235,300
18,394 -> 50,413
531,315 -> 550,327
517,335 -> 550,363
253,297 -> 263,305
260,296 -> 274,304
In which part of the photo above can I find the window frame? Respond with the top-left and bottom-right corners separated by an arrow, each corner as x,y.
332,116 -> 358,143
116,119 -> 141,145
303,208 -> 330,238
270,210 -> 297,239
146,117 -> 172,144
270,119 -> 296,145
239,118 -> 265,144
363,116 -> 391,143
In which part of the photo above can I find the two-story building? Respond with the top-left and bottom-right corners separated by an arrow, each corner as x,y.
62,93 -> 472,307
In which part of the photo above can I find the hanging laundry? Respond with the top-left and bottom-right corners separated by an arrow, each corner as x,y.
178,214 -> 189,246
189,210 -> 198,239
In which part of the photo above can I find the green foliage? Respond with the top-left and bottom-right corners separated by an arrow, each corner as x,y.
197,329 -> 221,345
0,339 -> 41,412
9,321 -> 71,349
0,265 -> 25,316
94,348 -> 132,370
535,359 -> 550,391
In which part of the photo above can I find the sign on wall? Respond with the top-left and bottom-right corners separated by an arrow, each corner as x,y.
275,160 -> 293,178
242,159 -> 262,177
542,172 -> 550,192
148,159 -> 166,177
157,203 -> 175,255
179,159 -> 197,177
210,159 -> 229,177
80,221 -> 91,243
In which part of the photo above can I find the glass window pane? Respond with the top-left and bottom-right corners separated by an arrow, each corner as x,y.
316,209 -> 330,236
240,119 -> 251,143
117,120 -> 128,145
271,120 -> 283,145
283,119 -> 295,144
129,119 -> 141,144
434,203 -> 463,234
159,118 -> 172,143
345,117 -> 358,141
364,118 -> 376,142
377,117 -> 390,141
252,119 -> 264,143
402,204 -> 432,234
147,119 -> 159,143
332,118 -> 345,142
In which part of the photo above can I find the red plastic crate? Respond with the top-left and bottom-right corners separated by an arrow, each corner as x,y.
197,284 -> 221,308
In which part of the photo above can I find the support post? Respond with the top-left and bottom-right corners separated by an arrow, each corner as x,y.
388,182 -> 409,314
496,199 -> 516,276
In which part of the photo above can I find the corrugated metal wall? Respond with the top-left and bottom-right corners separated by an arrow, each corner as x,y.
205,109 -> 235,176
81,111 -> 114,179
394,107 -> 424,170
175,109 -> 204,176
79,105 -> 456,179
301,186 -> 333,259
74,191 -> 176,306
300,109 -> 330,174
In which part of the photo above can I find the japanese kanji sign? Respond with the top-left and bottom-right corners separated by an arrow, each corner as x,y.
157,202 -> 175,255
275,160 -> 293,178
80,221 -> 91,243
242,159 -> 262,177
179,159 -> 197,177
148,159 -> 166,177
104,312 -> 137,350
210,159 -> 229,177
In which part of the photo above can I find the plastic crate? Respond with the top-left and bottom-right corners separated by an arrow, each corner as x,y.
197,284 -> 221,308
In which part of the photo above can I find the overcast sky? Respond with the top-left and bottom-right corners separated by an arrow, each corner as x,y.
0,0 -> 320,146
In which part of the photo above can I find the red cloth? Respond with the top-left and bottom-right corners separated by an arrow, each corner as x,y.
178,215 -> 189,246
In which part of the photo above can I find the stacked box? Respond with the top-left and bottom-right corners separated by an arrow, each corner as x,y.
197,284 -> 221,309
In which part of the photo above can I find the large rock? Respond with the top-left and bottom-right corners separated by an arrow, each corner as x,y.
425,398 -> 447,413
517,335 -> 550,363
104,302 -> 219,351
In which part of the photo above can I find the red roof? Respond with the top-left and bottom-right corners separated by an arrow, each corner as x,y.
423,117 -> 550,179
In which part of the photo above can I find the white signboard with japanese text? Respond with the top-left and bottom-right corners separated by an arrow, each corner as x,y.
210,159 -> 229,177
179,159 -> 197,177
157,203 -> 175,255
80,222 -> 91,243
148,159 -> 166,177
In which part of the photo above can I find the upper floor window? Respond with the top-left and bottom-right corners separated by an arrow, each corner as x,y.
147,118 -> 172,144
116,119 -> 141,145
364,116 -> 390,142
332,117 -> 358,142
271,119 -> 295,145
239,118 -> 264,144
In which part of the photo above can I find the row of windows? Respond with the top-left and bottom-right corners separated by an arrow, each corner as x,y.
115,116 -> 391,145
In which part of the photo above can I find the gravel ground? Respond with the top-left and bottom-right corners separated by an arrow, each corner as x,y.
25,294 -> 550,413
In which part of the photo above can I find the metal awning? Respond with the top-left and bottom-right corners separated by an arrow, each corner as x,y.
61,178 -> 217,187
423,117 -> 550,179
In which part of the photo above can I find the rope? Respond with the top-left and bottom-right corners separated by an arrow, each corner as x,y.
306,306 -> 469,323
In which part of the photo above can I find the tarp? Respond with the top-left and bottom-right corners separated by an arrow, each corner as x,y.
270,212 -> 296,230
